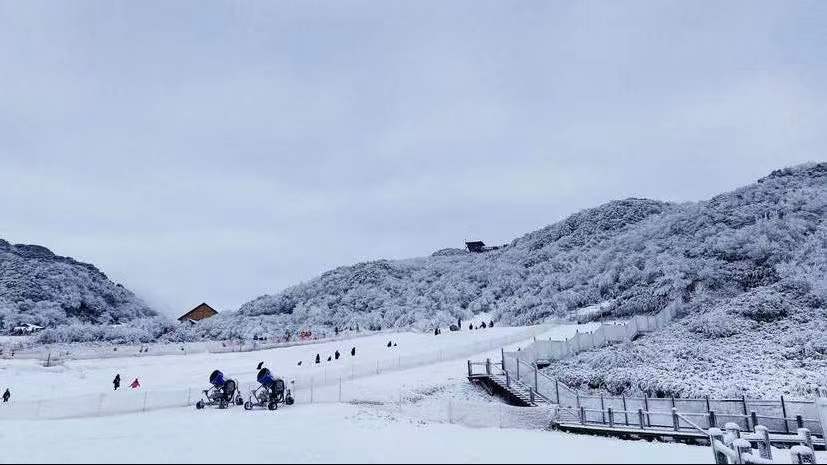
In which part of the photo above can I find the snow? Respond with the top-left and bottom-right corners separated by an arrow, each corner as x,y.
2,322 -> 826,463
0,404 -> 713,464
0,322 -> 737,463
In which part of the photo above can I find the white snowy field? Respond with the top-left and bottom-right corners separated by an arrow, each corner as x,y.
0,323 -> 595,402
1,403 -> 712,464
2,322 -> 818,464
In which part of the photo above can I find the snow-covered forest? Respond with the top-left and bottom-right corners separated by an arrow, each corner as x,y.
0,240 -> 159,341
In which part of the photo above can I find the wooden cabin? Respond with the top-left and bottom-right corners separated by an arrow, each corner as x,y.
466,241 -> 503,253
466,241 -> 487,253
178,303 -> 218,324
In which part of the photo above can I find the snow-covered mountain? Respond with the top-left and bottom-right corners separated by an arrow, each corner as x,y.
193,162 -> 826,369
0,241 -> 158,334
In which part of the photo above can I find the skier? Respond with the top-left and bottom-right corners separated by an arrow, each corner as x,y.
489,320 -> 494,328
434,328 -> 439,336
297,361 -> 303,367
469,324 -> 474,330
2,389 -> 9,403
315,354 -> 321,364
481,322 -> 487,329
130,378 -> 141,390
113,374 -> 121,391
351,347 -> 356,357
335,350 -> 341,360
327,356 -> 332,362
387,341 -> 392,348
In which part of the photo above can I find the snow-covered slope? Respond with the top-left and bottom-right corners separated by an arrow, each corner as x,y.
187,163 -> 826,397
0,241 -> 158,336
195,163 -> 825,336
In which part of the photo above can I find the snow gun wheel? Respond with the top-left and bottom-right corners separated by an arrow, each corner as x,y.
285,396 -> 294,406
219,400 -> 229,410
195,401 -> 205,410
235,396 -> 244,406
268,402 -> 277,411
244,401 -> 253,411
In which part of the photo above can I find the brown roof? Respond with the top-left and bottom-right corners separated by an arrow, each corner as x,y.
177,303 -> 219,322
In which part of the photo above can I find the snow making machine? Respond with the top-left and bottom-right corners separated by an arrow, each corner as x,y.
244,368 -> 294,411
195,370 -> 244,410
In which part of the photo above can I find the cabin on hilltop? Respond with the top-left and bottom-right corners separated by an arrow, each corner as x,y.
465,241 -> 503,253
178,303 -> 218,324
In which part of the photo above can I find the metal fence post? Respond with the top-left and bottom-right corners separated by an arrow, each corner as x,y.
638,409 -> 646,429
486,358 -> 491,375
608,407 -> 614,428
534,366 -> 538,392
644,395 -> 651,427
742,395 -> 750,431
782,395 -> 790,433
622,395 -> 629,426
554,380 -> 560,404
751,411 -> 758,432
600,395 -> 606,424
467,360 -> 472,378
709,410 -> 717,428
672,407 -> 680,432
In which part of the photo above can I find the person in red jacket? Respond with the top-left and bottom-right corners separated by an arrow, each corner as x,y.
130,378 -> 141,389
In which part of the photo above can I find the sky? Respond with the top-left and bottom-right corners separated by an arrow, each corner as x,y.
1,0 -> 826,317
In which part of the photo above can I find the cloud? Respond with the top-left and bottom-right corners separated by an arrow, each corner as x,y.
0,0 -> 824,314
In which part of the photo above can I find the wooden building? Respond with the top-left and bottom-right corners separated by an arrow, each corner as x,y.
178,303 -> 218,324
465,241 -> 503,253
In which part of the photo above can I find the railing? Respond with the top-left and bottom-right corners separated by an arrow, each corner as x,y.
491,353 -> 825,438
710,423 -> 818,464
501,306 -> 677,372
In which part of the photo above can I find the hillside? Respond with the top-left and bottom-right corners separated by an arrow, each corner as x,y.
0,240 -> 159,339
186,163 -> 826,397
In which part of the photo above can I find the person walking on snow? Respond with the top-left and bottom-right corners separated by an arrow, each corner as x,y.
315,354 -> 321,364
3,389 -> 10,403
351,347 -> 356,357
113,374 -> 121,391
335,350 -> 341,360
130,378 -> 141,390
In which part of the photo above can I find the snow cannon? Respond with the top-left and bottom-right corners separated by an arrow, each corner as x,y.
210,370 -> 227,388
245,368 -> 294,411
196,370 -> 244,410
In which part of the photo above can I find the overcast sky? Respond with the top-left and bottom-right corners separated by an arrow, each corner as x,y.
1,1 -> 825,316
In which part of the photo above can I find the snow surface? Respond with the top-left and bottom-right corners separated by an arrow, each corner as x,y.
0,404 -> 714,464
0,322 -> 758,464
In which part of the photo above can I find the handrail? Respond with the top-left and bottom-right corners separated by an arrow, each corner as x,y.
675,409 -> 711,437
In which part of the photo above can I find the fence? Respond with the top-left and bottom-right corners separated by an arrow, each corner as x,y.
502,306 -> 677,373
710,423 -> 819,464
0,325 -> 553,420
1,330 -> 400,363
0,375 -> 557,432
493,358 -> 826,438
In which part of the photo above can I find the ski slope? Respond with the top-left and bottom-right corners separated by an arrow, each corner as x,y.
3,322 -> 816,464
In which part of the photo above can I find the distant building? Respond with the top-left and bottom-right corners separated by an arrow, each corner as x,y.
178,303 -> 218,324
465,241 -> 503,253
